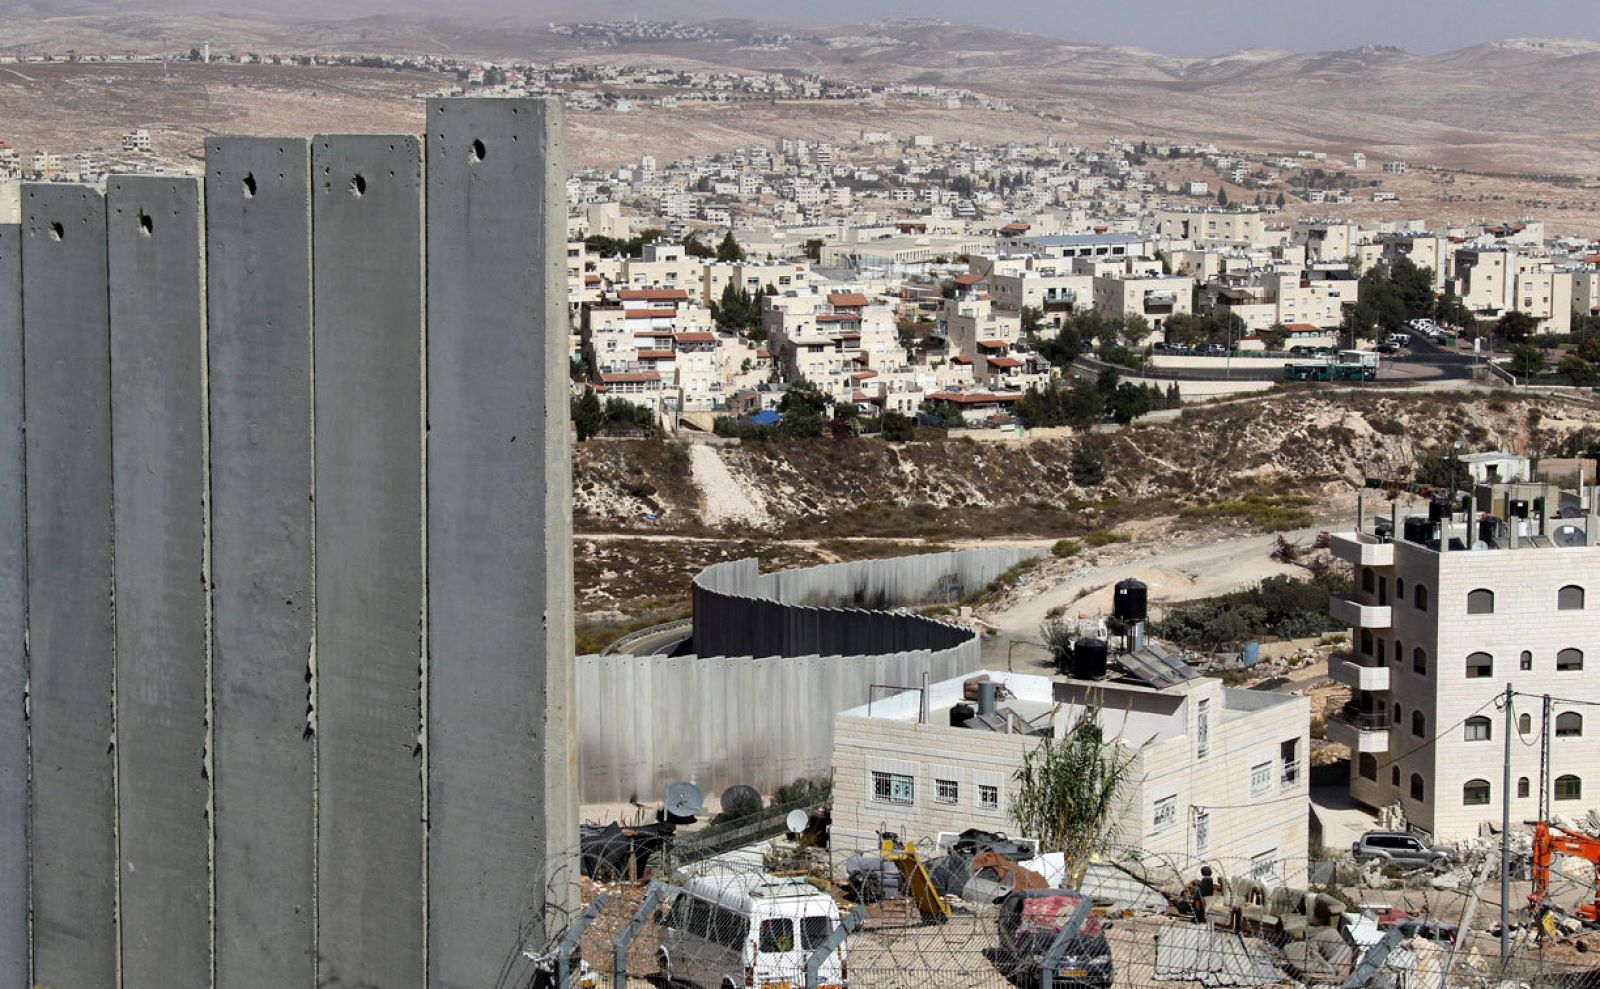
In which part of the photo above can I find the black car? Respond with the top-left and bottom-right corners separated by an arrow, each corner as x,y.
995,888 -> 1113,989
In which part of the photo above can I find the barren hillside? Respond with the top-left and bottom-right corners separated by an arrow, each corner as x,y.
575,391 -> 1600,539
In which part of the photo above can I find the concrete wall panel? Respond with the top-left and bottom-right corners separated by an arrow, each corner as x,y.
425,97 -> 574,989
205,138 -> 315,989
0,223 -> 27,987
106,175 -> 211,989
311,134 -> 425,989
20,184 -> 118,988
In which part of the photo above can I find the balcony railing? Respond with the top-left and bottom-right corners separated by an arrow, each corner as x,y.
1334,705 -> 1389,731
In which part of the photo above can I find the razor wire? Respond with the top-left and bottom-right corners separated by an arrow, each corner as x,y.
518,831 -> 1600,989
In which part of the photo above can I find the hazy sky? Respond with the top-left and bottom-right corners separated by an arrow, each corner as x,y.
734,0 -> 1600,55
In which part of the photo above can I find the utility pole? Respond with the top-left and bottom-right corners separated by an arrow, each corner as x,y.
1501,683 -> 1513,968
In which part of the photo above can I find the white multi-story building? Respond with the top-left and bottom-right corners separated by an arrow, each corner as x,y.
830,670 -> 1310,883
1329,486 -> 1600,841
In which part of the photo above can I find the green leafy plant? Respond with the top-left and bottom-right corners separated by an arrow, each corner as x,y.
1011,705 -> 1141,882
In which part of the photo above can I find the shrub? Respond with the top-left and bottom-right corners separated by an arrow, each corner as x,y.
1082,530 -> 1130,548
1367,417 -> 1405,436
1179,493 -> 1314,532
1052,538 -> 1083,558
1151,571 -> 1352,650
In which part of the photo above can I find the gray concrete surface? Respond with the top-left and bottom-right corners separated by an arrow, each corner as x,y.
106,175 -> 212,989
312,134 -> 425,989
205,138 -> 316,989
0,224 -> 27,987
425,97 -> 576,989
578,548 -> 1042,805
20,183 -> 118,989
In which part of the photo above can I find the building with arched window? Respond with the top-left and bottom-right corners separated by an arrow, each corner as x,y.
1327,481 -> 1600,840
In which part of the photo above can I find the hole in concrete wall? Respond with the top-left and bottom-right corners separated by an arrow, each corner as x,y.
350,173 -> 367,197
138,211 -> 153,236
242,173 -> 257,198
48,221 -> 63,241
470,138 -> 486,162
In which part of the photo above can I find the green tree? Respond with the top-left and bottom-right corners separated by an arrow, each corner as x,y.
1275,192 -> 1286,208
1070,438 -> 1106,485
1510,342 -> 1544,379
681,233 -> 715,258
1165,382 -> 1182,408
716,231 -> 747,263
1577,333 -> 1600,365
1107,381 -> 1152,425
571,387 -> 604,442
1259,323 -> 1291,351
1017,384 -> 1067,428
1497,311 -> 1539,346
1435,290 -> 1473,330
802,238 -> 824,261
1216,186 -> 1229,207
1389,257 -> 1436,319
1020,306 -> 1046,336
1558,354 -> 1596,386
1010,709 -> 1140,881
1063,379 -> 1104,428
881,410 -> 915,442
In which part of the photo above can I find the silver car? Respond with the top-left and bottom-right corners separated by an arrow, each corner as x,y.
1351,831 -> 1452,869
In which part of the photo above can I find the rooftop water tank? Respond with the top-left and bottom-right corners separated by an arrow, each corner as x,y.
1073,638 -> 1109,680
1113,579 -> 1148,623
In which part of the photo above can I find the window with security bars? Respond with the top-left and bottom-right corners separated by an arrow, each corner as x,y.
871,771 -> 914,805
978,784 -> 999,810
1250,850 -> 1278,882
1153,796 -> 1177,832
934,778 -> 959,805
1250,762 -> 1272,796
1196,699 -> 1210,759
1193,810 -> 1210,854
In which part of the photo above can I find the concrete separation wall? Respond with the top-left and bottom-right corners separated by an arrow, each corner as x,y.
312,134 -> 425,989
206,137 -> 317,989
425,97 -> 575,989
0,223 -> 26,987
579,547 -> 1043,805
21,184 -> 118,989
0,99 -> 574,988
107,175 -> 211,989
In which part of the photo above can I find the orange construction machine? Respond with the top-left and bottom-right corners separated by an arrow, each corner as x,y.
1529,820 -> 1600,925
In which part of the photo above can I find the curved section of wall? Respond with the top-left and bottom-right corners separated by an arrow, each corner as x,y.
579,547 -> 1044,805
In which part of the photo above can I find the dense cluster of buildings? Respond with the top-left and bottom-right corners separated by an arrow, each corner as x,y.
558,132 -> 1600,424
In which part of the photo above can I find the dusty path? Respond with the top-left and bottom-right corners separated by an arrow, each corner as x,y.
687,443 -> 771,528
984,526 -> 1324,641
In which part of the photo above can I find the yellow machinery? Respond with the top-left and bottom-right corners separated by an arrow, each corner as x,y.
879,838 -> 952,922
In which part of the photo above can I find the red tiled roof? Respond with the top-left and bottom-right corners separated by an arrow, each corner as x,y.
977,339 -> 1008,349
618,288 -> 688,302
601,371 -> 661,383
987,357 -> 1022,368
636,350 -> 675,360
816,313 -> 859,323
674,332 -> 715,342
626,309 -> 678,319
851,370 -> 879,381
951,355 -> 973,365
1283,322 -> 1322,333
952,273 -> 985,285
828,292 -> 869,307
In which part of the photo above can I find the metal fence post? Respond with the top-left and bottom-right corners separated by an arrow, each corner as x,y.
1339,927 -> 1401,989
613,882 -> 671,989
554,893 -> 609,989
1039,897 -> 1095,989
805,906 -> 865,989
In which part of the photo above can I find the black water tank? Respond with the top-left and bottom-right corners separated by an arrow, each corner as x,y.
1428,497 -> 1450,523
950,703 -> 975,729
1113,579 -> 1148,623
1511,499 -> 1529,520
1073,638 -> 1109,680
1403,516 -> 1433,545
1478,516 -> 1498,545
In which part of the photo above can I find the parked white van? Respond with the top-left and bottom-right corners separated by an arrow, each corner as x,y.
658,872 -> 846,989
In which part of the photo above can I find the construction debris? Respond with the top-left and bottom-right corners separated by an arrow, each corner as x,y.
1153,925 -> 1281,986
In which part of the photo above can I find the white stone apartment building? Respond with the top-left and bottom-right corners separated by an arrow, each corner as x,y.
830,671 -> 1310,884
1153,209 -> 1270,248
1091,270 -> 1193,337
1329,488 -> 1600,841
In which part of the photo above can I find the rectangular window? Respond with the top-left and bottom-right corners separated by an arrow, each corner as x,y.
1251,762 -> 1272,796
871,771 -> 914,805
935,778 -> 959,805
1465,720 -> 1491,741
1153,795 -> 1177,832
978,784 -> 999,810
759,918 -> 795,954
1280,739 -> 1301,788
1196,699 -> 1210,759
1250,850 -> 1278,882
1194,810 -> 1210,854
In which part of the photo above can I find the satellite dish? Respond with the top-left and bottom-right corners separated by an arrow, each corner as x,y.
720,785 -> 762,812
1554,525 -> 1586,548
785,809 -> 809,835
1472,540 -> 1489,551
665,781 -> 704,820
